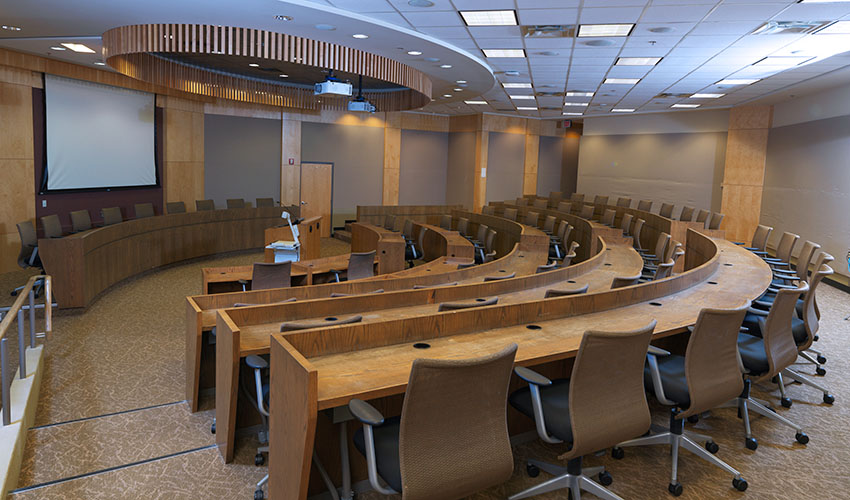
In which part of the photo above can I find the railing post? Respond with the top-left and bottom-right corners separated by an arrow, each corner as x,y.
29,289 -> 36,348
1,338 -> 9,426
17,309 -> 26,379
45,277 -> 52,339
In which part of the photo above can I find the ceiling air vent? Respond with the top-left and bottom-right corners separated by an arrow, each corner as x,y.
535,92 -> 565,97
751,21 -> 830,35
539,106 -> 561,110
521,25 -> 576,38
655,93 -> 691,98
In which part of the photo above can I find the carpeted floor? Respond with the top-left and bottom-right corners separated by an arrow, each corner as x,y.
3,238 -> 849,499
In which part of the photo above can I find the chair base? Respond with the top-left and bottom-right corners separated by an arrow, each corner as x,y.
717,379 -> 807,450
509,458 -> 620,500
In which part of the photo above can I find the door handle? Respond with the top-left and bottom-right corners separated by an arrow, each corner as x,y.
301,201 -> 307,205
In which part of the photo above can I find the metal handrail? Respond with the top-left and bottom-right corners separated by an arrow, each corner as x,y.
1,274 -> 52,426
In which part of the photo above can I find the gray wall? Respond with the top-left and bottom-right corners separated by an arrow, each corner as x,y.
537,135 -> 563,196
301,122 -> 384,227
561,133 -> 580,196
446,132 -> 476,208
399,129 -> 449,205
762,114 -> 850,278
485,132 -> 525,203
204,114 -> 281,207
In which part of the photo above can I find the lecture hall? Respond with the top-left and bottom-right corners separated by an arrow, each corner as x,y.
1,0 -> 849,499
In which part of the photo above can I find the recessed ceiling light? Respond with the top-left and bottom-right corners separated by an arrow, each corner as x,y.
566,91 -> 594,97
424,57 -> 440,62
578,24 -> 634,37
456,80 -> 467,84
315,24 -> 336,31
717,78 -> 760,85
672,103 -> 700,108
816,21 -> 850,34
563,112 -> 583,116
1,25 -> 22,31
604,78 -> 640,84
94,62 -> 106,66
517,107 -> 538,110
648,26 -> 675,33
440,64 -> 453,68
407,50 -> 423,56
510,95 -> 536,100
50,46 -> 66,51
612,108 -> 635,112
504,70 -> 521,77
453,88 -> 463,92
465,100 -> 488,105
279,74 -> 289,78
616,57 -> 662,66
408,0 -> 434,6
502,83 -> 532,88
249,63 -> 260,67
564,102 -> 589,106
460,10 -> 518,26
443,94 -> 452,98
583,39 -> 616,47
274,15 -> 293,21
352,34 -> 369,39
690,93 -> 724,98
482,49 -> 526,58
60,43 -> 96,53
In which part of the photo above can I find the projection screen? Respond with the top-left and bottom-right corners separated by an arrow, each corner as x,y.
44,74 -> 157,191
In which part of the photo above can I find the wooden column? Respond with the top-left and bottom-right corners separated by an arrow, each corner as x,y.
523,120 -> 540,196
382,112 -> 401,205
720,105 -> 773,243
473,130 -> 489,212
161,96 -> 204,210
0,66 -> 37,273
281,114 -> 302,207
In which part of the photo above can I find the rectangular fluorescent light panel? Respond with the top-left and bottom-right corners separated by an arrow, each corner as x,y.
717,79 -> 760,85
616,57 -> 662,66
612,108 -> 635,112
690,93 -> 725,98
464,100 -> 488,105
483,49 -> 526,58
563,102 -> 589,106
510,95 -> 536,99
672,104 -> 700,108
566,91 -> 594,97
516,106 -> 538,110
563,112 -> 583,116
816,21 -> 850,34
502,83 -> 533,88
753,56 -> 813,67
61,43 -> 96,53
799,0 -> 850,3
460,10 -> 518,26
604,78 -> 640,84
578,24 -> 634,37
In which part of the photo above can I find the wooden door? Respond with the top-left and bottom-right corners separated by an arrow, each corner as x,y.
300,162 -> 333,237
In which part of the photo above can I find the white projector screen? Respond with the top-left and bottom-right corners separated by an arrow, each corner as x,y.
44,75 -> 157,191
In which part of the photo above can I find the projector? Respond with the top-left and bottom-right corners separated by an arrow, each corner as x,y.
314,80 -> 352,96
348,99 -> 376,113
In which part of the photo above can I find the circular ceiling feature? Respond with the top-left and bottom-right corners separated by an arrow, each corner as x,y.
408,0 -> 435,6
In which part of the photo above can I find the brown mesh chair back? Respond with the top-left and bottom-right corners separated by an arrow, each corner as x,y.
70,210 -> 92,232
617,197 -> 632,208
556,201 -> 571,213
437,297 -> 499,311
793,241 -> 821,282
399,344 -> 517,500
384,214 -> 397,231
600,209 -> 616,226
760,283 -> 808,379
632,218 -> 645,251
542,215 -> 556,234
348,250 -> 376,280
40,215 -> 63,238
256,198 -> 275,208
578,205 -> 594,219
678,305 -> 749,419
679,206 -> 695,222
226,198 -> 245,209
544,284 -> 589,298
533,198 -> 548,209
524,211 -> 539,227
620,213 -> 634,235
708,212 -> 724,230
251,261 -> 292,290
166,202 -> 186,214
101,207 -> 123,226
482,205 -> 495,216
475,223 -> 489,244
562,322 -> 655,460
457,217 -> 470,236
592,195 -> 608,206
556,221 -> 569,242
516,197 -> 529,206
503,208 -> 518,221
196,200 -> 215,211
611,275 -> 641,288
402,219 -> 414,239
485,229 -> 497,253
637,200 -> 652,212
570,193 -> 585,204
664,240 -> 682,262
774,231 -> 799,263
134,203 -> 155,219
440,214 -> 452,229
695,209 -> 709,224
652,233 -> 671,260
16,221 -> 38,269
650,259 -> 675,280
659,203 -> 674,218
797,257 -> 833,351
549,191 -> 563,202
750,225 -> 772,252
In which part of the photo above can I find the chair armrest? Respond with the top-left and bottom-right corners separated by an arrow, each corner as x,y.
349,398 -> 385,426
773,272 -> 796,280
753,299 -> 774,309
645,352 -> 676,405
245,355 -> 268,370
770,282 -> 797,290
751,250 -> 768,255
514,366 -> 552,386
514,367 -> 561,444
648,345 -> 671,356
732,241 -> 745,245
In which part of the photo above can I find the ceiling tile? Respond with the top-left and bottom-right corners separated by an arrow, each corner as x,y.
579,7 -> 646,24
388,0 -> 455,11
518,9 -> 578,25
777,3 -> 850,20
524,38 -> 576,49
403,11 -> 463,27
327,0 -> 394,12
690,21 -> 763,36
640,4 -> 716,23
417,26 -> 471,38
452,0 -> 515,9
624,36 -> 683,49
363,11 -> 413,27
476,38 -> 525,48
468,26 -> 522,38
517,0 -> 580,7
706,3 -> 789,21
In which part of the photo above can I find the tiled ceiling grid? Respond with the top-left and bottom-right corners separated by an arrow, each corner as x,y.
301,0 -> 850,117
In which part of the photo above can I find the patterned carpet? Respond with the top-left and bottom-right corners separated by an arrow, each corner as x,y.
2,238 -> 848,499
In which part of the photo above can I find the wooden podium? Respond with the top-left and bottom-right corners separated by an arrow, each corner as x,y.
264,216 -> 322,262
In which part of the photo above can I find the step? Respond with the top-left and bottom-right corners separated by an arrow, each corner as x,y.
333,230 -> 352,243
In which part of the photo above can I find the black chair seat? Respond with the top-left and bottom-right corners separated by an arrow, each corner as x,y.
644,354 -> 690,408
791,316 -> 807,345
353,416 -> 402,492
738,333 -> 769,375
509,378 -> 574,443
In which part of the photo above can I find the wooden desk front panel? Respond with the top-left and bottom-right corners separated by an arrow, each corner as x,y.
413,223 -> 475,262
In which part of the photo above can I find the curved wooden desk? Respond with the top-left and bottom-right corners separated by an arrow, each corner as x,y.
411,222 -> 475,262
39,207 -> 285,308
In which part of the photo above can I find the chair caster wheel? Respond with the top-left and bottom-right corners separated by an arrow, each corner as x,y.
824,394 -> 835,404
10,291 -> 17,297
780,397 -> 792,408
210,422 -> 216,434
817,355 -> 827,364
705,441 -> 719,454
611,447 -> 624,460
254,489 -> 265,500
687,415 -> 699,424
668,482 -> 683,496
733,478 -> 748,491
598,471 -> 613,486
796,432 -> 809,445
816,367 -> 826,376
255,453 -> 265,466
745,437 -> 758,450
526,463 -> 540,478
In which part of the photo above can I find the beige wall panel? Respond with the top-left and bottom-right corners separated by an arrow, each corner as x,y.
281,164 -> 301,207
522,133 -> 540,196
165,108 -> 194,163
538,120 -> 563,137
729,105 -> 773,130
0,81 -> 33,159
165,161 -> 203,209
483,114 -> 526,134
722,128 -> 769,186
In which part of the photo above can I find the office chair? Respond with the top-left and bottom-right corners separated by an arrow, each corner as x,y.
561,243 -> 579,267
641,233 -> 671,267
549,221 -> 568,260
456,217 -> 470,236
541,215 -> 557,235
549,191 -> 563,202
578,205 -> 594,219
637,199 -> 652,212
544,283 -> 589,298
469,223 -> 490,264
402,219 -> 422,266
737,224 -> 772,253
708,212 -> 724,230
620,213 -> 633,237
166,201 -> 186,214
617,197 -> 632,208
134,203 -> 155,219
350,344 -> 517,499
640,259 -> 675,282
239,262 -> 291,291
516,197 -> 529,206
533,198 -> 548,209
762,231 -> 799,272
40,215 -> 63,239
70,209 -> 93,232
12,221 -> 45,298
483,272 -> 516,281
644,240 -> 681,272
482,205 -> 495,216
437,296 -> 499,311
570,193 -> 585,204
524,211 -> 540,227
613,305 -> 750,496
659,203 -> 675,218
593,195 -> 608,206
600,209 -> 616,227
557,201 -> 571,213
482,229 -> 498,263
101,207 -> 123,226
226,198 -> 245,209
384,214 -> 397,231
330,251 -> 377,282
508,321 -> 656,500
679,206 -> 695,222
695,209 -> 709,226
721,284 -> 810,450
255,197 -> 275,208
503,208 -> 518,221
632,218 -> 646,252
439,214 -> 452,230
611,275 -> 641,288
195,199 -> 215,211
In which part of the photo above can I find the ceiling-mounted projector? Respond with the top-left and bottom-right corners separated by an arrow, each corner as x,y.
348,98 -> 375,113
314,79 -> 352,96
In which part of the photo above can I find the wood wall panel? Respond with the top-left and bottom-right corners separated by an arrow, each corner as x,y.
522,133 -> 540,196
0,78 -> 34,273
281,119 -> 302,206
382,126 -> 401,205
164,98 -> 205,209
